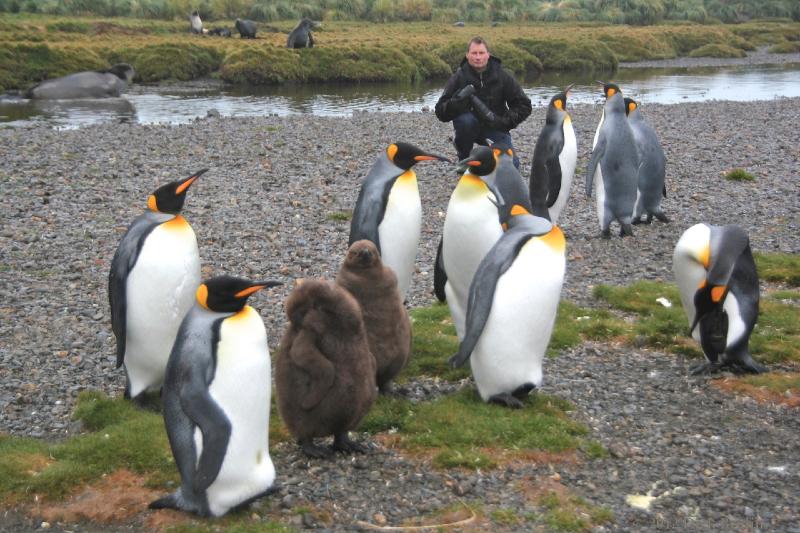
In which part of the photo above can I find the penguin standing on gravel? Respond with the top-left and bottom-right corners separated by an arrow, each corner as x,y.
151,276 -> 281,517
439,145 -> 531,339
624,97 -> 669,224
530,85 -> 577,224
586,82 -> 638,238
672,223 -> 766,375
349,142 -> 450,300
109,169 -> 206,401
449,187 -> 566,408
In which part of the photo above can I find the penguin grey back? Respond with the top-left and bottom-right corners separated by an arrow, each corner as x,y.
627,103 -> 668,222
348,153 -> 404,253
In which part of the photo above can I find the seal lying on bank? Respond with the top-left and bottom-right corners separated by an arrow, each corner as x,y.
25,64 -> 136,99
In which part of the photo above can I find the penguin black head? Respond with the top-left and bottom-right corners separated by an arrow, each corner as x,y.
147,168 -> 208,214
344,239 -> 381,270
596,81 -> 621,99
550,83 -> 573,112
456,145 -> 496,176
104,63 -> 136,83
196,275 -> 282,313
624,97 -> 638,116
387,142 -> 451,170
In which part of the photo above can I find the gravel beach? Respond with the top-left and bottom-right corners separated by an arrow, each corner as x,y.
1,95 -> 798,531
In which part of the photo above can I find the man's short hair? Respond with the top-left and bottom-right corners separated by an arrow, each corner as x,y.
467,36 -> 489,52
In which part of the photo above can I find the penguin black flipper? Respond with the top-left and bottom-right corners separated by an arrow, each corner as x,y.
433,237 -> 447,302
108,213 -> 162,368
449,221 -> 550,368
585,136 -> 606,197
348,168 -> 402,254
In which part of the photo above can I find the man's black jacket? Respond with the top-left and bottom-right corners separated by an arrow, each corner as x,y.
435,56 -> 532,132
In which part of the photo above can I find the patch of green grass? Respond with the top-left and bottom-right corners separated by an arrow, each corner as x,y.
770,290 -> 800,302
550,301 -> 629,355
593,281 -> 692,353
491,507 -> 525,526
165,520 -> 295,533
735,373 -> 800,394
538,491 -> 614,532
403,303 -> 468,382
755,252 -> 800,286
580,440 -> 609,459
725,168 -> 755,181
0,391 -> 175,502
594,280 -> 800,365
326,210 -> 351,222
361,388 -> 589,469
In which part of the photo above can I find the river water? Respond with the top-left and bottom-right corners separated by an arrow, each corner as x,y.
1,63 -> 799,129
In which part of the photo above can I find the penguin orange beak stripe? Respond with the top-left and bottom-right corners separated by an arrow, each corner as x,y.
413,155 -> 439,161
467,161 -> 481,167
175,176 -> 198,195
235,285 -> 265,298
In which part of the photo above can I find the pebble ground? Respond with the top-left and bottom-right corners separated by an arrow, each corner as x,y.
0,94 -> 798,531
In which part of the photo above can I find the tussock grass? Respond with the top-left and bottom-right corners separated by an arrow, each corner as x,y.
361,388 -> 590,469
688,43 -> 747,58
1,13 -> 797,90
769,40 -> 800,53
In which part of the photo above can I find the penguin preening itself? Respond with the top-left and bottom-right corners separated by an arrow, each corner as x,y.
623,97 -> 669,224
586,82 -> 638,238
438,145 -> 532,339
109,169 -> 206,401
673,224 -> 766,375
276,279 -> 377,458
336,239 -> 411,393
530,85 -> 577,225
349,142 -> 450,300
151,276 -> 281,517
449,186 -> 566,408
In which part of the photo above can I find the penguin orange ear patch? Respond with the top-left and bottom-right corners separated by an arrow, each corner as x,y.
387,144 -> 398,162
554,100 -> 563,110
607,88 -> 616,97
147,195 -> 158,212
711,286 -> 726,303
196,284 -> 209,308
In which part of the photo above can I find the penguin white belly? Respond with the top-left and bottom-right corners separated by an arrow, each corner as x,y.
195,306 -> 275,517
125,217 -> 200,397
379,172 -> 421,300
674,260 -> 707,343
722,292 -> 747,349
594,164 -> 606,231
551,121 -> 577,224
470,240 -> 565,401
443,179 -> 502,338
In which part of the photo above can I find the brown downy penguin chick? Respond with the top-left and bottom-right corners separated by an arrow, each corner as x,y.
336,239 -> 411,394
276,279 -> 377,458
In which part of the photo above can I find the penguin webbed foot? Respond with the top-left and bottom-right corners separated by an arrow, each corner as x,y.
689,361 -> 721,376
631,216 -> 645,225
729,357 -> 768,375
488,393 -> 524,409
600,229 -> 612,240
512,383 -> 536,400
619,223 -> 634,237
299,439 -> 334,459
130,390 -> 162,412
448,353 -> 468,368
654,212 -> 670,223
332,432 -> 370,455
378,381 -> 399,396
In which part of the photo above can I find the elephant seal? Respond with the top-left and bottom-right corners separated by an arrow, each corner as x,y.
26,64 -> 135,100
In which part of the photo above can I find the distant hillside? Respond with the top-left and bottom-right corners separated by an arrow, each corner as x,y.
0,0 -> 797,25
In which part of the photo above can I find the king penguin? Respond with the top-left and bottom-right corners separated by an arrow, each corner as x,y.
530,85 -> 577,225
672,224 -> 766,375
440,145 -> 532,339
449,186 -> 566,408
109,169 -> 206,401
586,82 -> 638,238
349,142 -> 449,300
624,97 -> 669,224
150,275 -> 282,517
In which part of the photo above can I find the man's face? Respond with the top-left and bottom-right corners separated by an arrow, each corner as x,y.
466,42 -> 489,72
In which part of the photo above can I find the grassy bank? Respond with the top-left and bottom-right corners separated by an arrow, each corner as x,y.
1,14 -> 799,91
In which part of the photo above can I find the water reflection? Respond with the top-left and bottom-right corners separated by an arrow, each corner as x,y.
1,63 -> 798,128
